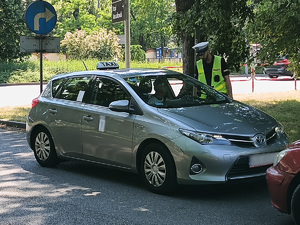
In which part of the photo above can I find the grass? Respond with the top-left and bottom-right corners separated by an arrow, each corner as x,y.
0,91 -> 299,143
0,106 -> 30,123
0,60 -> 183,83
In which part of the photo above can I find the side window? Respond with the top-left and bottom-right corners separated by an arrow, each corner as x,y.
52,78 -> 65,98
42,83 -> 51,97
89,77 -> 130,107
56,77 -> 91,102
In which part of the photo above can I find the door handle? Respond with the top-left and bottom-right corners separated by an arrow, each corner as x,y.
83,115 -> 94,122
49,108 -> 57,115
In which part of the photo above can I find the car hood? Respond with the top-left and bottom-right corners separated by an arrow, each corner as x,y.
158,101 -> 278,136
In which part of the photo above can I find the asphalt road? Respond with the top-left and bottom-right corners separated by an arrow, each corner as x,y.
0,128 -> 295,225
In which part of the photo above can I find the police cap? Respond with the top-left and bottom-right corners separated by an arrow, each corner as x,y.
192,41 -> 209,54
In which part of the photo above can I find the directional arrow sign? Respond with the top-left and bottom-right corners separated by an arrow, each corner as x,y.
34,7 -> 55,31
25,1 -> 57,35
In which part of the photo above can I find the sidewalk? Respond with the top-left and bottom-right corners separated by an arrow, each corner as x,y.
231,77 -> 299,94
0,84 -> 45,108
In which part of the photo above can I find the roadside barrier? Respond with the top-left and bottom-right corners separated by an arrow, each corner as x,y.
230,69 -> 298,92
161,66 -> 298,92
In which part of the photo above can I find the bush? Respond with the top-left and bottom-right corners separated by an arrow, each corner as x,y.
61,29 -> 123,60
129,45 -> 146,62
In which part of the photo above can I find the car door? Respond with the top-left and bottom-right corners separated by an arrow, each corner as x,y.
81,76 -> 136,169
47,75 -> 92,157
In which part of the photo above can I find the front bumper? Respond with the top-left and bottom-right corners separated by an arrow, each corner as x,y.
169,134 -> 288,185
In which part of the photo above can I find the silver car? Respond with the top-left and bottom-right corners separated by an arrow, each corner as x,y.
26,63 -> 289,194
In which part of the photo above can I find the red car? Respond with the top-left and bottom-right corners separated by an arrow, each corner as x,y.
263,58 -> 294,78
266,140 -> 300,225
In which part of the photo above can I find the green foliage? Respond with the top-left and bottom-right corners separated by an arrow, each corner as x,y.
0,61 -> 38,83
51,0 -> 98,38
51,0 -> 123,38
127,45 -> 146,62
130,0 -> 175,50
0,0 -> 31,61
61,29 -> 123,60
247,0 -> 300,77
173,0 -> 253,72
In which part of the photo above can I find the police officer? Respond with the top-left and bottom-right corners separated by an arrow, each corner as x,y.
193,41 -> 233,98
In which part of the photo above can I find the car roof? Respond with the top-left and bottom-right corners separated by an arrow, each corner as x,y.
50,68 -> 182,81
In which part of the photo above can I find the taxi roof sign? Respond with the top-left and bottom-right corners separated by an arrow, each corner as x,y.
97,62 -> 119,70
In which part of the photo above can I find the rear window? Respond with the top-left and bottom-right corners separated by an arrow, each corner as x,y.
52,77 -> 91,102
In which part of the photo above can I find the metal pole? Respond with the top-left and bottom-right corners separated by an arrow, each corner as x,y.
39,38 -> 43,94
251,67 -> 255,93
125,0 -> 130,68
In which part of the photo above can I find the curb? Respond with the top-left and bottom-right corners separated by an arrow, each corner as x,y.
0,120 -> 26,129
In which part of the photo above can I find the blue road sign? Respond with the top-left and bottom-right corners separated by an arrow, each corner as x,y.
25,1 -> 57,35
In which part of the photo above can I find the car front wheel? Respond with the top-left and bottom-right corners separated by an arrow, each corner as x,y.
141,143 -> 177,194
291,184 -> 300,225
32,128 -> 59,167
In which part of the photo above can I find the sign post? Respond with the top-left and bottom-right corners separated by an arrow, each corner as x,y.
112,0 -> 125,23
124,0 -> 131,69
112,0 -> 130,69
24,0 -> 58,93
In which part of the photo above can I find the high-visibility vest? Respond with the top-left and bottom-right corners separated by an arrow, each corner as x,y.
197,56 -> 228,94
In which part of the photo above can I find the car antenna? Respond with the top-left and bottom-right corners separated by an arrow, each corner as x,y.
81,60 -> 88,71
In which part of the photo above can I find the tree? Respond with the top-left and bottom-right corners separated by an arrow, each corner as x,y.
0,0 -> 31,61
247,0 -> 300,76
51,0 -> 101,38
173,0 -> 253,76
173,0 -> 195,75
130,0 -> 175,51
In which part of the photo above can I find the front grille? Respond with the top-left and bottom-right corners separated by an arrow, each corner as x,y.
227,156 -> 271,180
222,128 -> 278,148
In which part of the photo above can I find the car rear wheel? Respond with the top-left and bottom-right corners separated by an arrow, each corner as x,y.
141,143 -> 177,194
291,184 -> 300,225
32,128 -> 59,167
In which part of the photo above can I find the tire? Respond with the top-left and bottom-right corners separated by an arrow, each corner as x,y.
141,143 -> 177,194
32,128 -> 59,167
291,184 -> 300,225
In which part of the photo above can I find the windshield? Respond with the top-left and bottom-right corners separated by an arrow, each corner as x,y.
124,73 -> 230,108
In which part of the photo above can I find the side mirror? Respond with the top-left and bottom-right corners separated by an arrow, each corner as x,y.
109,100 -> 130,112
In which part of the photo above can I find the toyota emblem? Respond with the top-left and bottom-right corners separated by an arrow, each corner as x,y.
252,134 -> 267,148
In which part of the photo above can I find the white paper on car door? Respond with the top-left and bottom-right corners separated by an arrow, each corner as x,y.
99,115 -> 106,132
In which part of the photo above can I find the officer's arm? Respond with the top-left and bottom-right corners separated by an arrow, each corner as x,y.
224,76 -> 233,99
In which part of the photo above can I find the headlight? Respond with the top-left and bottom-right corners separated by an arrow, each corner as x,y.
273,149 -> 289,166
275,125 -> 284,137
179,129 -> 231,145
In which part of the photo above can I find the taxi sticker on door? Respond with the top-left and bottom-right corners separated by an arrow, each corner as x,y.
99,115 -> 106,132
